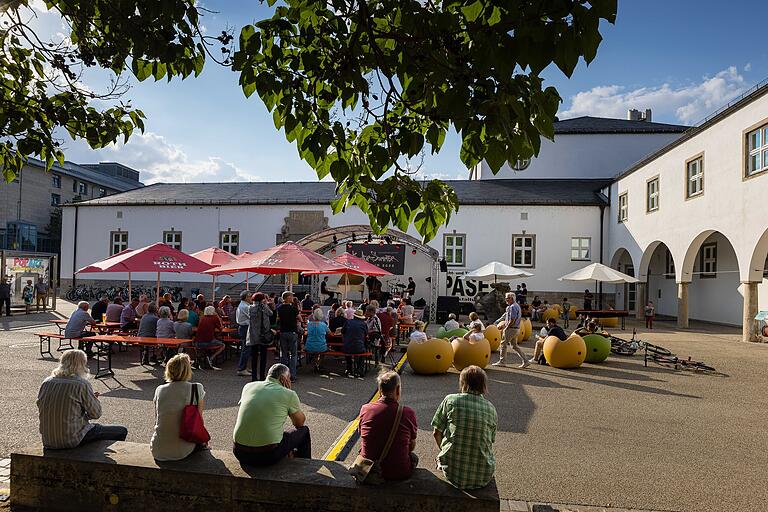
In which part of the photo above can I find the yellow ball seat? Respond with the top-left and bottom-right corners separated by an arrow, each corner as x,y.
407,338 -> 454,374
543,333 -> 587,369
569,305 -> 578,320
600,316 -> 619,328
517,318 -> 532,343
541,308 -> 559,322
484,324 -> 501,351
451,337 -> 491,370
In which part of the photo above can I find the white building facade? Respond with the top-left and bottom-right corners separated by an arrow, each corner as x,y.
59,92 -> 768,340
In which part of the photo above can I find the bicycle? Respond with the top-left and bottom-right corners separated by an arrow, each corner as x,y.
645,352 -> 716,373
609,329 -> 672,356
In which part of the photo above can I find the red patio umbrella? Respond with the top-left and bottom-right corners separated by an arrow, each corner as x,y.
190,247 -> 238,302
78,243 -> 213,306
206,241 -> 349,291
77,248 -> 135,299
305,252 -> 392,300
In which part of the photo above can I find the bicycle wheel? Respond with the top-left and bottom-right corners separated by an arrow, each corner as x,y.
681,360 -> 716,372
643,343 -> 672,356
611,344 -> 636,356
649,354 -> 678,367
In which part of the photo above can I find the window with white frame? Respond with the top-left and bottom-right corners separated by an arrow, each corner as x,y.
746,123 -> 768,176
646,177 -> 659,212
52,175 -> 61,188
163,230 -> 182,250
443,234 -> 466,266
219,230 -> 239,255
618,192 -> 628,222
570,237 -> 591,261
99,187 -> 107,197
78,182 -> 87,195
686,157 -> 703,198
665,248 -> 675,279
110,231 -> 128,256
50,193 -> 60,206
699,242 -> 717,278
512,235 -> 535,267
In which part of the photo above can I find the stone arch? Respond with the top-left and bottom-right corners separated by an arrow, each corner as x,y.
638,240 -> 675,281
680,230 -> 718,283
639,241 -> 678,318
747,226 -> 768,283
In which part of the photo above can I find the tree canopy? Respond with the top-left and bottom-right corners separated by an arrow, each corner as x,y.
0,0 -> 616,241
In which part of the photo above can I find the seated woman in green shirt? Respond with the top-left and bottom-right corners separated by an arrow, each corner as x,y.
431,365 -> 497,490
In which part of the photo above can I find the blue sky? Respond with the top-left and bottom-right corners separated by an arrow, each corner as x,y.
31,1 -> 768,183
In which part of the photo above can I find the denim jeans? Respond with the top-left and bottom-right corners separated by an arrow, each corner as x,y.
237,324 -> 250,371
279,332 -> 298,378
79,423 -> 128,446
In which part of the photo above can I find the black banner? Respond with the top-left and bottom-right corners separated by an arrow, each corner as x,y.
347,243 -> 406,275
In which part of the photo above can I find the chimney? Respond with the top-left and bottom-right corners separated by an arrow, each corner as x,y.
627,109 -> 652,122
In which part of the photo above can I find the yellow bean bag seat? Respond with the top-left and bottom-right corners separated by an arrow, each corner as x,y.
569,305 -> 578,320
600,316 -> 619,328
543,333 -> 587,369
484,324 -> 501,352
451,337 -> 491,370
407,338 -> 454,374
541,308 -> 559,322
517,318 -> 533,343
551,304 -> 563,314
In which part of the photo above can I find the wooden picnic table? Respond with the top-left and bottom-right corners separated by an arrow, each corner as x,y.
575,309 -> 630,330
86,335 -> 190,379
50,319 -> 68,334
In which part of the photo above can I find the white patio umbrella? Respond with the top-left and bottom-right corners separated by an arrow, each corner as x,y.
558,262 -> 638,284
460,261 -> 534,282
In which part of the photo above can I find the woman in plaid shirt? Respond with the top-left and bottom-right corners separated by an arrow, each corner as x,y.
431,365 -> 497,489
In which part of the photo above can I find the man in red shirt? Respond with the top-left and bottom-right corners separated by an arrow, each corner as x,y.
358,371 -> 418,480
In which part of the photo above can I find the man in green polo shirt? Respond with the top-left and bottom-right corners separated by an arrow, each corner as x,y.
431,365 -> 497,490
233,363 -> 311,466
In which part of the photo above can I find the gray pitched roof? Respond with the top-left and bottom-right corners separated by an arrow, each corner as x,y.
69,179 -> 611,207
554,116 -> 689,134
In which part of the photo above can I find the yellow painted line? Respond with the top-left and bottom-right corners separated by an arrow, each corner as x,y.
322,351 -> 409,461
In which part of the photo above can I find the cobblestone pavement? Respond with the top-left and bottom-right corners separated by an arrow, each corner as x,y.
1,302 -> 765,511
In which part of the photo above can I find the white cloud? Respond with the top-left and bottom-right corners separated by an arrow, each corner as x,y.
560,66 -> 750,124
85,132 -> 263,184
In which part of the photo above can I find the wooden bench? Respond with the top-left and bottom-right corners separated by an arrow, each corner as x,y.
10,441 -> 499,512
35,333 -> 77,358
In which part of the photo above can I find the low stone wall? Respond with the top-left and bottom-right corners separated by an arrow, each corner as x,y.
11,441 -> 499,512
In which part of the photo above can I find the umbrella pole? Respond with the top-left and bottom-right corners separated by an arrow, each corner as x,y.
128,271 -> 132,301
156,272 -> 160,307
246,272 -> 249,291
212,275 -> 216,303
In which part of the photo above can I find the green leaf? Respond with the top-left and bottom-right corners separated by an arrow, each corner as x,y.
461,0 -> 483,22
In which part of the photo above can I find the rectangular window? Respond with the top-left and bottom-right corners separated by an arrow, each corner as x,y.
443,234 -> 466,266
99,187 -> 107,197
665,248 -> 675,279
52,175 -> 61,188
686,157 -> 703,198
512,235 -> 535,268
50,193 -> 60,207
163,231 -> 182,250
219,231 -> 239,255
78,182 -> 87,195
746,124 -> 768,176
110,231 -> 128,256
646,177 -> 659,212
700,242 -> 717,278
618,192 -> 628,223
570,237 -> 591,261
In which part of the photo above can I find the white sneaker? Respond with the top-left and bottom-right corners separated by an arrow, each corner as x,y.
237,369 -> 252,377
527,358 -> 536,364
491,360 -> 505,366
519,360 -> 531,369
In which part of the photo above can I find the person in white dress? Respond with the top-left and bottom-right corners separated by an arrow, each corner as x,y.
150,353 -> 206,461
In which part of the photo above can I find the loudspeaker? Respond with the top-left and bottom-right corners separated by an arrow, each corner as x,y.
439,258 -> 448,272
436,295 -> 460,323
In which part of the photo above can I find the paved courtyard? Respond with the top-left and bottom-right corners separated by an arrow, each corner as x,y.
0,302 -> 766,511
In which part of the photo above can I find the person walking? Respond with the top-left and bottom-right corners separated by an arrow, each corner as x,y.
644,301 -> 655,329
236,290 -> 253,377
431,365 -> 497,490
0,276 -> 11,316
491,292 -> 529,368
276,291 -> 299,382
247,293 -> 274,382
